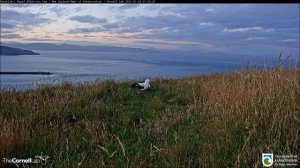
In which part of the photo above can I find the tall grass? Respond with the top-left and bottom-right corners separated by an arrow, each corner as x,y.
0,66 -> 299,167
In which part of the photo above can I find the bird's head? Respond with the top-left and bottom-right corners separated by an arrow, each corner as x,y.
145,79 -> 150,84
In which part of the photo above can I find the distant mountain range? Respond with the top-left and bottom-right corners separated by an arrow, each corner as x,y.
0,46 -> 40,56
3,43 -> 157,53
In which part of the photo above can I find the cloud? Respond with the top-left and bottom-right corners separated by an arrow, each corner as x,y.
68,27 -> 105,34
117,4 -> 140,10
103,22 -> 120,29
69,15 -> 107,24
0,33 -> 22,39
1,10 -> 51,30
133,38 -> 217,51
117,15 -> 188,33
23,38 -> 59,42
2,4 -> 32,8
67,22 -> 120,34
205,8 -> 216,13
1,30 -> 13,33
75,7 -> 84,12
0,4 -> 298,56
114,13 -> 223,44
108,4 -> 140,11
49,6 -> 67,17
198,22 -> 214,26
1,23 -> 16,29
83,35 -> 95,38
223,26 -> 274,33
244,36 -> 268,41
281,39 -> 298,42
135,39 -> 214,47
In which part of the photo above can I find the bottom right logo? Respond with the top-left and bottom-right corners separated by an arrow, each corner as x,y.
262,153 -> 274,167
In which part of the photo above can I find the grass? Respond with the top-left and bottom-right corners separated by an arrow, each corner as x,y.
0,66 -> 299,167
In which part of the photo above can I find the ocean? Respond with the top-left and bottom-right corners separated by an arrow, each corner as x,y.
0,50 -> 297,90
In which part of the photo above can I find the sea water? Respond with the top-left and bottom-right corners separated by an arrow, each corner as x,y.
0,50 -> 297,90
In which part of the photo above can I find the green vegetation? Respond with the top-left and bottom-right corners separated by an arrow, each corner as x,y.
1,67 -> 299,167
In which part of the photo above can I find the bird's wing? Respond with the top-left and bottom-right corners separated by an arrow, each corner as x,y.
137,82 -> 145,87
132,83 -> 144,89
140,83 -> 150,90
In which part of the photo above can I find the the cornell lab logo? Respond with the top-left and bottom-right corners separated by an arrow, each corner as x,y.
262,153 -> 273,167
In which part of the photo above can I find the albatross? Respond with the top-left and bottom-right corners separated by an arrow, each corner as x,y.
131,79 -> 150,90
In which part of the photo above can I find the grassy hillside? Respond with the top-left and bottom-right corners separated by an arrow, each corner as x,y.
0,67 -> 299,167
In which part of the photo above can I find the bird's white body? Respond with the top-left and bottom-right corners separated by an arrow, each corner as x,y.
133,79 -> 150,90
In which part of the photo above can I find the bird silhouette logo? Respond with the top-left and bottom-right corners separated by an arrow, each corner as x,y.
35,155 -> 50,165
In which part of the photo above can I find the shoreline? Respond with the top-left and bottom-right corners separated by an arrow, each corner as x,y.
1,67 -> 299,91
0,72 -> 52,75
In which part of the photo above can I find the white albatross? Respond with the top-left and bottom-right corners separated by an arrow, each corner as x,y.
131,79 -> 150,90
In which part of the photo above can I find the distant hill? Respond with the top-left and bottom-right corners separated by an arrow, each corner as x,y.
4,43 -> 158,53
0,46 -> 40,56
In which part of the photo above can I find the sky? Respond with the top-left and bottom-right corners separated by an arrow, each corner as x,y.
0,4 -> 299,57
